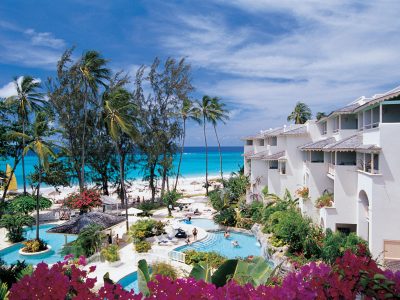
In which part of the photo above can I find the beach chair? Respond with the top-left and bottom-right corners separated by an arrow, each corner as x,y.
154,235 -> 173,246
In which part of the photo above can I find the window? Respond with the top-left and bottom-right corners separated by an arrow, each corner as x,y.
310,151 -> 324,163
269,160 -> 278,169
319,121 -> 327,135
279,161 -> 286,175
257,139 -> 265,146
333,116 -> 340,133
358,153 -> 380,174
246,140 -> 253,146
269,136 -> 277,146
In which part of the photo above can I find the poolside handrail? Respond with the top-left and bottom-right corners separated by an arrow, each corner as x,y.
168,250 -> 186,263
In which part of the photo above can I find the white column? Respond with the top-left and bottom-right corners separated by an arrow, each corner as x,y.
379,104 -> 383,124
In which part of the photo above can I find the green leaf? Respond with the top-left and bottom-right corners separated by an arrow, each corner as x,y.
189,262 -> 212,283
211,259 -> 239,287
137,259 -> 151,296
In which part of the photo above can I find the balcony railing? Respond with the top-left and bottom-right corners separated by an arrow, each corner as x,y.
327,163 -> 335,176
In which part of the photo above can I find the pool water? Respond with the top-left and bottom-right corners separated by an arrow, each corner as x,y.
0,224 -> 76,265
180,218 -> 220,230
175,231 -> 261,259
118,271 -> 138,293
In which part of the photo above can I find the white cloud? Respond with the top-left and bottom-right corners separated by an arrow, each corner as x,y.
150,1 -> 400,145
0,76 -> 41,98
0,22 -> 66,69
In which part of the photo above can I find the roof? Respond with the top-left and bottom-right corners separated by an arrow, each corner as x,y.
281,125 -> 308,135
248,150 -> 269,160
262,151 -> 286,161
47,212 -> 125,235
323,135 -> 381,152
263,127 -> 284,137
242,150 -> 254,158
354,88 -> 400,112
299,138 -> 336,151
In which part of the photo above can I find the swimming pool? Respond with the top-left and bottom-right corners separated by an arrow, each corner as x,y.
175,231 -> 261,259
0,224 -> 76,265
118,271 -> 138,293
179,218 -> 220,230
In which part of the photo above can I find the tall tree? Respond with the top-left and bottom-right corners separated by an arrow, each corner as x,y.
197,96 -> 213,195
174,98 -> 200,190
316,112 -> 327,121
78,51 -> 110,190
103,88 -> 140,230
11,112 -> 57,240
287,102 -> 312,124
209,97 -> 229,181
6,76 -> 46,194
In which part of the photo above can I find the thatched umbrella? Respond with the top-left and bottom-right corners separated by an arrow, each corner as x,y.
47,212 -> 125,236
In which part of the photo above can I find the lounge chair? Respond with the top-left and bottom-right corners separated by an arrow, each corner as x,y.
154,235 -> 174,246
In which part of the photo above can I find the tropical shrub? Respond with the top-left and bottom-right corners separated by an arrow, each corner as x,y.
8,195 -> 52,215
236,217 -> 254,230
0,259 -> 32,291
101,245 -> 120,262
213,207 -> 236,227
224,173 -> 249,205
138,202 -> 164,214
63,189 -> 102,213
208,189 -> 224,211
22,239 -> 47,253
162,190 -> 182,216
129,219 -> 165,243
151,262 -> 178,280
135,240 -> 151,253
270,209 -> 311,254
321,229 -> 368,264
315,192 -> 334,209
62,224 -> 104,258
184,250 -> 226,269
0,214 -> 35,242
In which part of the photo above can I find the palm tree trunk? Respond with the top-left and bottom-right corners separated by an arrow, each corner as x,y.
213,124 -> 223,182
80,87 -> 89,192
117,146 -> 129,231
203,116 -> 209,195
174,118 -> 186,191
36,159 -> 42,241
22,119 -> 27,195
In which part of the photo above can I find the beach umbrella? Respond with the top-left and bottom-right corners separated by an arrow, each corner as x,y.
5,164 -> 17,191
176,198 -> 195,204
46,212 -> 125,235
123,207 -> 143,216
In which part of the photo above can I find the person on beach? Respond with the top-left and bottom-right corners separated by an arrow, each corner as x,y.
188,216 -> 192,222
107,234 -> 112,245
115,234 -> 120,246
192,228 -> 198,240
186,237 -> 191,245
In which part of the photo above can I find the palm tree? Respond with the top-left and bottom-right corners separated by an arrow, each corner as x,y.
103,88 -> 140,231
78,51 -> 110,191
209,97 -> 229,182
197,96 -> 214,195
174,98 -> 200,191
6,76 -> 46,194
316,112 -> 327,121
287,102 -> 312,124
12,112 -> 57,240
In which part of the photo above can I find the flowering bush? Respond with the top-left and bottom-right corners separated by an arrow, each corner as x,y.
146,246 -> 400,299
64,189 -> 102,213
9,255 -> 140,300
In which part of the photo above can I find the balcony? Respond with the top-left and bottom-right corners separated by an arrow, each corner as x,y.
327,163 -> 335,177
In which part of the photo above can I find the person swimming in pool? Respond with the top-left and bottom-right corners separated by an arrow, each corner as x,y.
224,231 -> 230,238
232,240 -> 239,247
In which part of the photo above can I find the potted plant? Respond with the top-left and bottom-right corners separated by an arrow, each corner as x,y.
315,192 -> 334,209
101,244 -> 120,266
296,187 -> 309,199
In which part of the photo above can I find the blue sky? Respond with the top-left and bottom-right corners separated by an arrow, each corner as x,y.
1,1 -> 400,146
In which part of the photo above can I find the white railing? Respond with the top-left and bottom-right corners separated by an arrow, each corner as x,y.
168,250 -> 186,263
327,163 -> 335,176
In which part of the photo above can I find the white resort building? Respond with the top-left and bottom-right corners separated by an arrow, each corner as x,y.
242,87 -> 400,264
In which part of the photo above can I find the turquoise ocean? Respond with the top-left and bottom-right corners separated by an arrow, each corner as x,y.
2,147 -> 244,188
